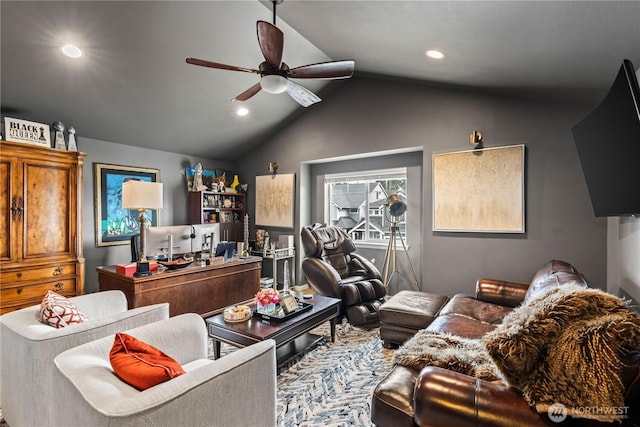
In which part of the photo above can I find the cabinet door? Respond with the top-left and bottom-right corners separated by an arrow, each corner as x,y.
0,156 -> 18,262
219,223 -> 243,242
22,159 -> 76,260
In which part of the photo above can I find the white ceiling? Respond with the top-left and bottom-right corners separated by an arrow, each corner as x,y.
2,1 -> 639,160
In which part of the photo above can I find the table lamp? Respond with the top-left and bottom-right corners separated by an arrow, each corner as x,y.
122,180 -> 163,276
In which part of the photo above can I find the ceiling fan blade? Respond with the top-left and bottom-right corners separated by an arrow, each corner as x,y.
186,57 -> 260,74
286,80 -> 321,107
257,20 -> 284,69
288,60 -> 355,79
233,83 -> 262,102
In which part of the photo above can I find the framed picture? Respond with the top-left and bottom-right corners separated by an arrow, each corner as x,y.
94,163 -> 161,247
432,144 -> 525,233
255,173 -> 295,228
219,211 -> 233,223
280,293 -> 299,314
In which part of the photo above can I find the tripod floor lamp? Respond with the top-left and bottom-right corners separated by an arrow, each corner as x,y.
381,194 -> 420,292
122,180 -> 163,277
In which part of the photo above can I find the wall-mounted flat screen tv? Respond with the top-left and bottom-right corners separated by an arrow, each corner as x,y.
572,59 -> 640,217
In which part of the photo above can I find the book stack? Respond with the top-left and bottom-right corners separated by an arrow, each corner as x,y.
260,277 -> 274,288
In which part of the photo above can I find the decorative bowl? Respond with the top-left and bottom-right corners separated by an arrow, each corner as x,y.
223,305 -> 251,322
157,259 -> 193,270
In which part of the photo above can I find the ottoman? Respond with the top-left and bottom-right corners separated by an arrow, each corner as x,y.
379,291 -> 449,348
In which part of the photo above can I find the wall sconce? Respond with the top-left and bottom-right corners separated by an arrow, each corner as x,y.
469,130 -> 483,148
122,180 -> 163,276
268,162 -> 279,174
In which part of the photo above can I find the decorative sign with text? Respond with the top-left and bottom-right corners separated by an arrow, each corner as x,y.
4,117 -> 50,147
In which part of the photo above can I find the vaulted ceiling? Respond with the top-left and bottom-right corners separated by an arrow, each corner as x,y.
2,1 -> 639,160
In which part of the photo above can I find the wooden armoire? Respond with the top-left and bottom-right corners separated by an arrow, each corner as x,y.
0,140 -> 86,314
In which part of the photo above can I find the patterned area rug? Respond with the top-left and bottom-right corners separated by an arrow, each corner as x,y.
0,321 -> 393,427
217,320 -> 394,426
277,322 -> 393,426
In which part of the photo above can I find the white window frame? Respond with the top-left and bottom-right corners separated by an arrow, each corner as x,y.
324,167 -> 408,246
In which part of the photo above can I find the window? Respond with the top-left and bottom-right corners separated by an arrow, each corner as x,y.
324,168 -> 407,244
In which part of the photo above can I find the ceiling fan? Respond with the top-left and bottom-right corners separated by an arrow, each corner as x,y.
186,0 -> 354,107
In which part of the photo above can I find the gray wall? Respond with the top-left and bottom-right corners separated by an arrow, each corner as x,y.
608,217 -> 640,306
76,73 -> 609,297
78,137 -> 232,293
237,75 -> 608,296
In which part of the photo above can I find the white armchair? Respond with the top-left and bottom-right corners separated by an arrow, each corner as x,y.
0,290 -> 169,427
52,313 -> 277,427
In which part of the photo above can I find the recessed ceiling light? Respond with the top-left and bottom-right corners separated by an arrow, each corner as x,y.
236,107 -> 249,117
61,44 -> 83,58
426,50 -> 444,60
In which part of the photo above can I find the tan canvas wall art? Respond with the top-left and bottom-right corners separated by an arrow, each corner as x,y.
432,145 -> 525,233
255,174 -> 295,228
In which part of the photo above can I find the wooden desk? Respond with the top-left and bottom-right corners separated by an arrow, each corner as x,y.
97,257 -> 262,317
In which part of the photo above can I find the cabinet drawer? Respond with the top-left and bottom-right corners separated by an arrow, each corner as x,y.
0,263 -> 77,285
1,278 -> 78,306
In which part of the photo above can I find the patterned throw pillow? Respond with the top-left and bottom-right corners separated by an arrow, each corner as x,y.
39,290 -> 88,328
110,332 -> 185,391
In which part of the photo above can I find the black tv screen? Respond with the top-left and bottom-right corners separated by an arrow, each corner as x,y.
572,59 -> 640,217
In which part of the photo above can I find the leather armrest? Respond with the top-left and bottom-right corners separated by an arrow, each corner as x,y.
301,258 -> 342,298
475,278 -> 530,307
414,367 -> 552,427
350,253 -> 382,280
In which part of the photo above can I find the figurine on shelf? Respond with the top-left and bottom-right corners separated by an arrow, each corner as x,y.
191,163 -> 207,192
52,121 -> 66,150
67,127 -> 78,151
243,214 -> 249,250
230,175 -> 240,193
256,229 -> 266,250
214,174 -> 227,191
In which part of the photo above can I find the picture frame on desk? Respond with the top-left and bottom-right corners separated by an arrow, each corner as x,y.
94,163 -> 161,247
280,293 -> 299,314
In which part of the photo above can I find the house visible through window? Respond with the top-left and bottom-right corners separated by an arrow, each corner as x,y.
324,168 -> 407,243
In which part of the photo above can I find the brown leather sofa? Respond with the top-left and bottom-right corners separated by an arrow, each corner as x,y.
371,260 -> 640,427
301,224 -> 386,327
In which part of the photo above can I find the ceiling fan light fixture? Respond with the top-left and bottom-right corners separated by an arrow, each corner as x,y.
236,107 -> 249,116
260,74 -> 288,94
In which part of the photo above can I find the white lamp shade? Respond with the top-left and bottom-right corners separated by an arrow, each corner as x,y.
260,75 -> 288,94
122,181 -> 163,210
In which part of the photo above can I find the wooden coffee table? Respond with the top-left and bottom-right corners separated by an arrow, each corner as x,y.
206,294 -> 341,367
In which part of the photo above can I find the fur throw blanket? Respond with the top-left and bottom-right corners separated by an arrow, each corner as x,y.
393,284 -> 640,422
392,330 -> 501,381
484,284 -> 640,421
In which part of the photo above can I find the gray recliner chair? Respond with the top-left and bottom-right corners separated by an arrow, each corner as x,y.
301,224 -> 386,327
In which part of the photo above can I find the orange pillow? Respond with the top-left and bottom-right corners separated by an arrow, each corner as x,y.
109,332 -> 185,391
